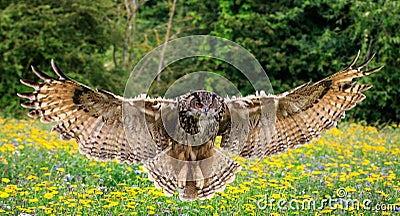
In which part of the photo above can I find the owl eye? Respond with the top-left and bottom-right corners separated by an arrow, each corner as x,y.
195,102 -> 203,108
209,103 -> 214,108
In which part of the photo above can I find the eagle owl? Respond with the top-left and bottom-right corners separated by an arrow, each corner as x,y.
18,51 -> 383,201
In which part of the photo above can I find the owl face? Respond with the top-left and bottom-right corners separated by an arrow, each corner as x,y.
178,91 -> 225,135
187,91 -> 220,116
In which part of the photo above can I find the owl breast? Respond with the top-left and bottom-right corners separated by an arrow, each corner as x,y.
177,90 -> 225,144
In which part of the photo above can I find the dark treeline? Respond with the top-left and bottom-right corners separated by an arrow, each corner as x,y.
0,0 -> 398,123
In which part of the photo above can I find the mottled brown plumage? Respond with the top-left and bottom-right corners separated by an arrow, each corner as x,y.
18,52 -> 383,201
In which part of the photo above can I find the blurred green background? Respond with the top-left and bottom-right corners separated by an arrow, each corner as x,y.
0,0 -> 398,123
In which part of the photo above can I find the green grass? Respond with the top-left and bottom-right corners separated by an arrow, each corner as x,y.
0,118 -> 399,215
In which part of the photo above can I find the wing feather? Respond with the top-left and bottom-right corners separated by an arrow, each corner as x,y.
220,52 -> 383,158
19,62 -> 177,164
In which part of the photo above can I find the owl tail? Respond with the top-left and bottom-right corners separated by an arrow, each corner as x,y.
144,148 -> 241,201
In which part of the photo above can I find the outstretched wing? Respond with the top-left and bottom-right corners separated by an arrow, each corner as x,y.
219,51 -> 384,158
18,60 -> 177,164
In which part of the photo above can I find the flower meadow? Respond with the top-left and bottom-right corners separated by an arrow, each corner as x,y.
0,117 -> 399,216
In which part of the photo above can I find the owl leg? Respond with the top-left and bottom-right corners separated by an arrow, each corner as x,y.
177,162 -> 204,187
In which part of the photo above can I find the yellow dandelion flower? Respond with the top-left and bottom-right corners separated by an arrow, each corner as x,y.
86,188 -> 97,194
44,192 -> 54,199
248,197 -> 256,202
32,186 -> 42,191
320,209 -> 333,213
19,191 -> 29,196
26,175 -> 39,181
109,201 -> 119,207
110,191 -> 125,199
0,192 -> 9,199
29,198 -> 39,203
47,186 -> 58,191
126,203 -> 136,209
138,165 -> 145,173
44,208 -> 52,214
271,193 -> 281,199
1,178 -> 10,183
79,199 -> 93,207
146,205 -> 155,210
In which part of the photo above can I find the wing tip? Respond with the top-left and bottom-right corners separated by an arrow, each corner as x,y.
17,92 -> 35,100
21,101 -> 36,109
344,50 -> 361,70
51,59 -> 69,80
31,65 -> 53,81
20,79 -> 40,89
344,51 -> 384,74
357,52 -> 377,70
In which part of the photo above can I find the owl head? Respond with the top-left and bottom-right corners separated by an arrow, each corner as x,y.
178,90 -> 225,135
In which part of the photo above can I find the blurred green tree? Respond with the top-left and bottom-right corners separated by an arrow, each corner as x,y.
178,0 -> 399,123
1,0 -> 398,123
0,0 -> 114,116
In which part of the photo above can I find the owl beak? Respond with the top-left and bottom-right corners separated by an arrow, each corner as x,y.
204,107 -> 209,113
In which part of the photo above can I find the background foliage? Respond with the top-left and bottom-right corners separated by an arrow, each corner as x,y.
1,0 -> 398,123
